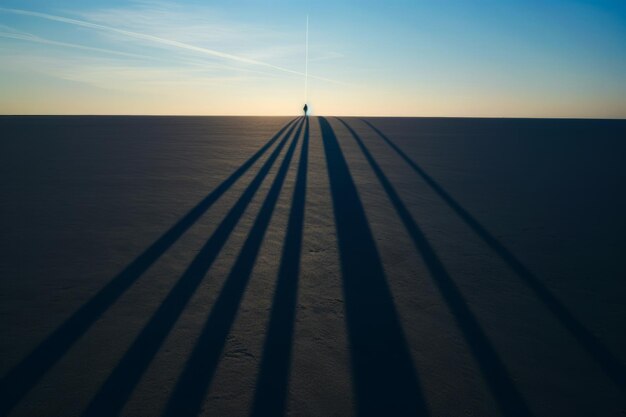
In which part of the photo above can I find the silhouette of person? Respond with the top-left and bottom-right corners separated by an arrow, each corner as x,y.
303,103 -> 308,116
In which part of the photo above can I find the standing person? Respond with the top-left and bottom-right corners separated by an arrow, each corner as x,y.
303,103 -> 308,116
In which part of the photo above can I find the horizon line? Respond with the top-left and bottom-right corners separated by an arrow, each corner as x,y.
1,114 -> 625,120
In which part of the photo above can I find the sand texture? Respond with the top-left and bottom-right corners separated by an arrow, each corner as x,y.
1,116 -> 625,416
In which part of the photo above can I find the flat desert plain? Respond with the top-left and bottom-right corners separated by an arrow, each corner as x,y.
1,116 -> 625,416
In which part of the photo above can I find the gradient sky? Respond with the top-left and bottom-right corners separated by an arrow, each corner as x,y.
1,0 -> 625,117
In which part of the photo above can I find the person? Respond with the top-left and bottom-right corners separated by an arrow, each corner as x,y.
303,103 -> 308,116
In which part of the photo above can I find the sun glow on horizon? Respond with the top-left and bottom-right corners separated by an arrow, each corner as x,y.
1,0 -> 625,118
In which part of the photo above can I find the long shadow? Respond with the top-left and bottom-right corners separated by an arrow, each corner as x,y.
361,119 -> 626,390
250,117 -> 309,417
0,117 -> 297,416
80,118 -> 302,417
162,117 -> 305,417
337,118 -> 533,416
318,117 -> 429,416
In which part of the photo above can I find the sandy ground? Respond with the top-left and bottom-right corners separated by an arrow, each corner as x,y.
0,115 -> 625,417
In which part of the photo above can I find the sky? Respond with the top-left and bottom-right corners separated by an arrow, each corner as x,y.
0,0 -> 625,117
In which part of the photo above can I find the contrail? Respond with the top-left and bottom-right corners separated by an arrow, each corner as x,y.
0,7 -> 341,83
304,14 -> 309,102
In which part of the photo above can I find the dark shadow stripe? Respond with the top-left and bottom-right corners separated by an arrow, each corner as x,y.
250,117 -> 309,417
0,117 -> 297,416
319,117 -> 429,417
338,117 -> 533,417
80,118 -> 302,417
162,117 -> 305,417
361,119 -> 626,391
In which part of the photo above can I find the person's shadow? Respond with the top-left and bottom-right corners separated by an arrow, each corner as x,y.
318,117 -> 430,417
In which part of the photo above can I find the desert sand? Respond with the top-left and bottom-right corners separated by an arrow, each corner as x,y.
0,116 -> 625,416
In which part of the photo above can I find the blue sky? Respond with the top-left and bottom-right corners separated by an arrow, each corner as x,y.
1,0 -> 625,116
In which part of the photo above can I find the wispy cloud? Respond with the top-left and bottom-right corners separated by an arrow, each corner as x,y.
0,31 -> 154,60
75,2 -> 283,46
0,33 -> 311,99
0,6 -> 341,84
0,28 -> 294,81
0,7 -> 300,74
0,23 -> 29,35
3,52 -> 260,93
